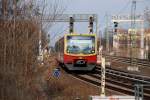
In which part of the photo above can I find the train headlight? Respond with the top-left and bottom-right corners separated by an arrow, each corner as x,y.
91,50 -> 95,53
78,57 -> 83,59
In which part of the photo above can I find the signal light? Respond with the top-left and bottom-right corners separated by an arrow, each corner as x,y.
69,17 -> 74,33
89,16 -> 94,33
114,22 -> 118,27
114,22 -> 118,34
114,29 -> 117,33
70,17 -> 74,23
89,16 -> 94,25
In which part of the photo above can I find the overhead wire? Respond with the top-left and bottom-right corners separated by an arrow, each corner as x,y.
117,0 -> 131,15
142,0 -> 150,8
51,26 -> 69,40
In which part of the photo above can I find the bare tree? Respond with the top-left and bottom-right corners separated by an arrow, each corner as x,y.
0,0 -> 65,100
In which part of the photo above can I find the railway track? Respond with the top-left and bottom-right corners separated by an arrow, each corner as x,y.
104,55 -> 150,67
66,66 -> 150,100
96,67 -> 150,84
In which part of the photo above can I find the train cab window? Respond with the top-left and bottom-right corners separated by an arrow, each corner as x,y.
66,36 -> 95,54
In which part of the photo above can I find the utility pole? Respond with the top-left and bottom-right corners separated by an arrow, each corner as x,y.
131,0 -> 136,32
130,0 -> 136,67
106,14 -> 109,53
105,13 -> 111,66
140,18 -> 144,49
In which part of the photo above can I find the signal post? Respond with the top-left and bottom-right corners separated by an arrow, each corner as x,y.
101,57 -> 106,97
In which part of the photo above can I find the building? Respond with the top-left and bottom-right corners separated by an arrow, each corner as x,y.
113,28 -> 147,48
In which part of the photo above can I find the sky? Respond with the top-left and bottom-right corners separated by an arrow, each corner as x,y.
48,0 -> 150,46
63,0 -> 149,24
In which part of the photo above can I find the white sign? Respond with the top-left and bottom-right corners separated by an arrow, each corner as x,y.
90,96 -> 140,100
111,14 -> 144,22
112,14 -> 143,20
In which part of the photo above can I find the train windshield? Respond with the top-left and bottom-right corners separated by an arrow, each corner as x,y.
66,36 -> 95,54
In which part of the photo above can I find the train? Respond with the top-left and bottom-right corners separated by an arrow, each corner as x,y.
55,33 -> 100,71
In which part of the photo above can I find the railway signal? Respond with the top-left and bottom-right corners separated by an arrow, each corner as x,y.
69,16 -> 74,33
89,16 -> 94,33
114,21 -> 118,34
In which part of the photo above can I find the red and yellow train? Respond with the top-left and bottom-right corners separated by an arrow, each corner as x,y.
55,33 -> 100,71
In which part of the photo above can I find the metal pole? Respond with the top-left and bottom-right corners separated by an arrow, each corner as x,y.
39,15 -> 43,62
141,85 -> 143,100
105,14 -> 111,66
106,14 -> 109,53
130,0 -> 136,67
96,15 -> 98,34
141,21 -> 144,49
101,57 -> 106,96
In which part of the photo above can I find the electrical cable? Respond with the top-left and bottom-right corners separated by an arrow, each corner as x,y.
117,0 -> 131,15
51,26 -> 69,41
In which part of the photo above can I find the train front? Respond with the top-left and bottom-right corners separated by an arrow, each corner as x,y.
64,34 -> 97,71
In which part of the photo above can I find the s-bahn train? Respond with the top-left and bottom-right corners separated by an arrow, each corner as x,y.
55,33 -> 100,71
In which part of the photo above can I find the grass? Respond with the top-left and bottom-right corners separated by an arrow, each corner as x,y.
34,55 -> 100,100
